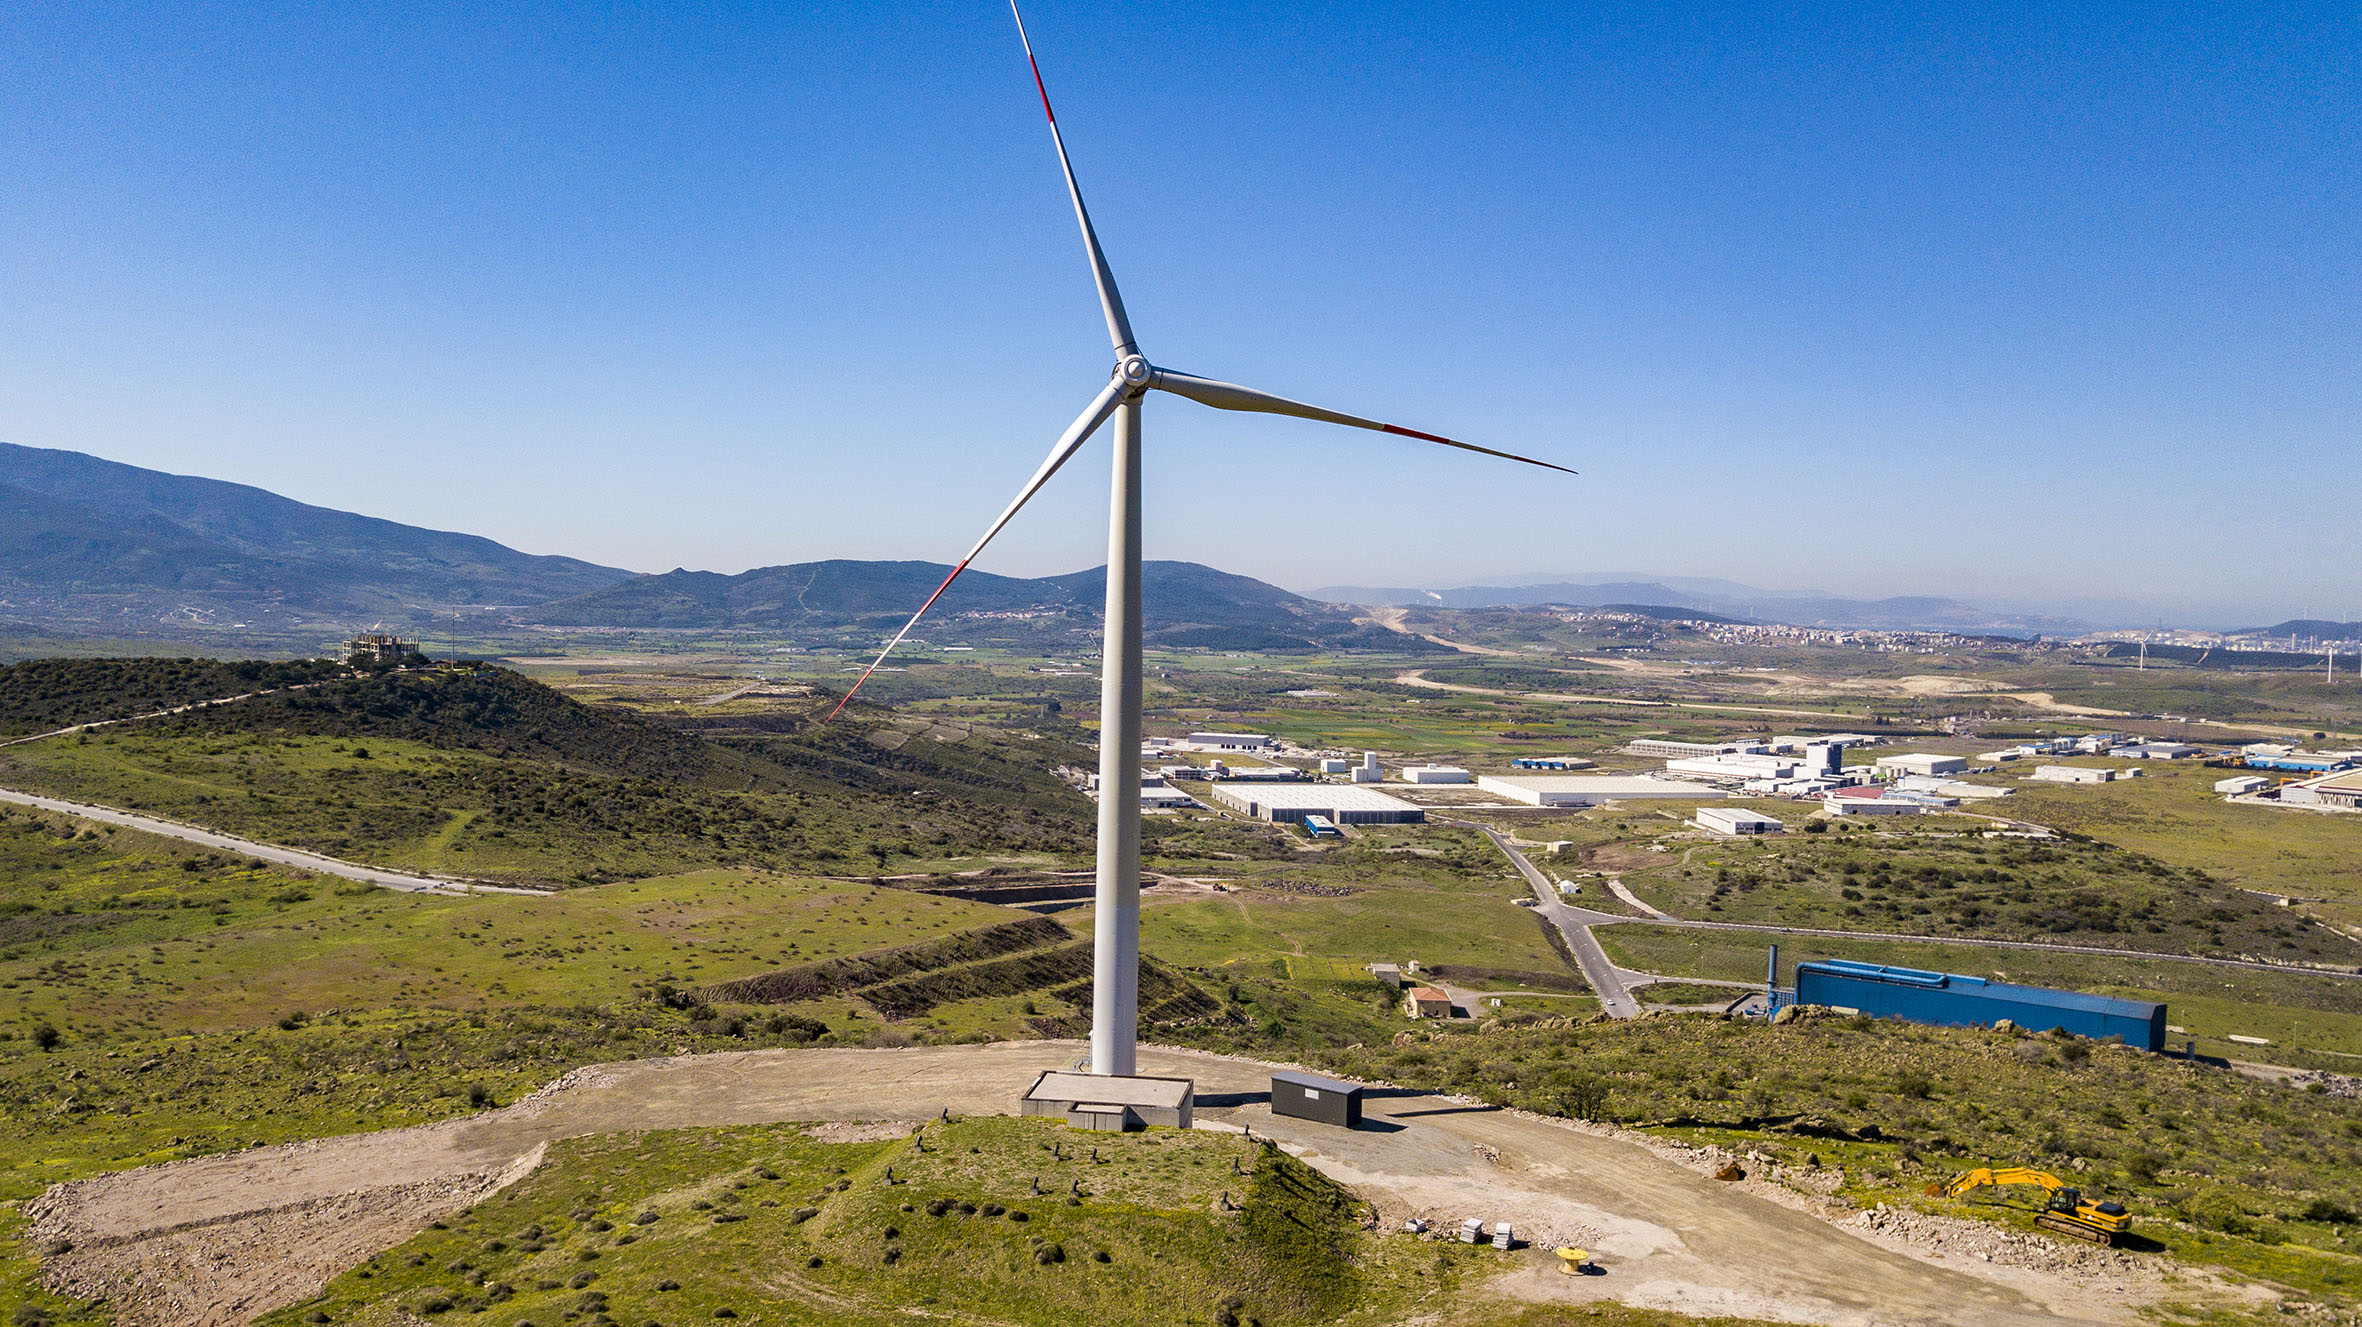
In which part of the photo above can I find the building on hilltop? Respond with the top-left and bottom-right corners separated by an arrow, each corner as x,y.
348,632 -> 421,665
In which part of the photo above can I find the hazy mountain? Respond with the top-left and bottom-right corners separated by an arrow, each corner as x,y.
1309,577 -> 2084,634
2241,620 -> 2362,641
526,559 -> 1433,651
0,443 -> 633,633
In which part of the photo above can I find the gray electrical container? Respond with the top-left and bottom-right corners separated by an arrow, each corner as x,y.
1270,1070 -> 1364,1127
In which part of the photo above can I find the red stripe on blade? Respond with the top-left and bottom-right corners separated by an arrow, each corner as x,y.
1380,423 -> 1455,446
1029,56 -> 1055,122
825,559 -> 972,722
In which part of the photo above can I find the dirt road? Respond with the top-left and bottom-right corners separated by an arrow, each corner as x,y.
1395,668 -> 1869,722
29,1043 -> 2156,1327
0,787 -> 542,897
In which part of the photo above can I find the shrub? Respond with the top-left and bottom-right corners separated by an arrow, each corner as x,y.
30,1023 -> 59,1051
2302,1198 -> 2357,1225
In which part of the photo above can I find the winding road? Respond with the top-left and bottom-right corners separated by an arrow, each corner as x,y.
1448,819 -> 1647,1017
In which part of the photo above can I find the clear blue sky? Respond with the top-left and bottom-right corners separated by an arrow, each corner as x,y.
2,3 -> 2354,623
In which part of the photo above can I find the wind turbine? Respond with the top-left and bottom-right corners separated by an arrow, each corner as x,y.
829,2 -> 1573,1079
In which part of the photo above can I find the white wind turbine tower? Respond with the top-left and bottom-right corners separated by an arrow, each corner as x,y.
829,3 -> 1573,1081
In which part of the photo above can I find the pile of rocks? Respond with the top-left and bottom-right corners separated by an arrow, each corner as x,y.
1849,1201 -> 2149,1281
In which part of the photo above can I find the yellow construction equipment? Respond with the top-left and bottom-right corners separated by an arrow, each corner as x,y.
1926,1167 -> 2133,1245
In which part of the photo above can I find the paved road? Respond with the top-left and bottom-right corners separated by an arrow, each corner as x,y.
29,1043 -> 2122,1327
0,786 -> 543,897
1450,819 -> 1644,1018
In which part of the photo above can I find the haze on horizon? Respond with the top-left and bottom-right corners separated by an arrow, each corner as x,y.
1,4 -> 2353,624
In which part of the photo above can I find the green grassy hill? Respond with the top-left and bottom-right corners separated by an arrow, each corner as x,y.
257,1117 -> 1456,1327
0,663 -> 1095,885
0,657 -> 344,737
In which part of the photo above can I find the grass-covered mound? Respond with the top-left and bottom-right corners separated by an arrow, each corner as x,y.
1320,1012 -> 2362,1313
0,665 -> 1095,885
260,1117 -> 1469,1327
0,656 -> 343,736
154,662 -> 720,781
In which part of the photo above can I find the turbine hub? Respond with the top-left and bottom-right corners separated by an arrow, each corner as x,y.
1117,354 -> 1153,389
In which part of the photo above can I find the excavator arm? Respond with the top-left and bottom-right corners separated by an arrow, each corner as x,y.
1927,1167 -> 2132,1246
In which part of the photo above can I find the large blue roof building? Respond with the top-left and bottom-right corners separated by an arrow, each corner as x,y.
1794,959 -> 2166,1052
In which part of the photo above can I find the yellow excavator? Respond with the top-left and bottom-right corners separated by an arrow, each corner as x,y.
1926,1167 -> 2133,1245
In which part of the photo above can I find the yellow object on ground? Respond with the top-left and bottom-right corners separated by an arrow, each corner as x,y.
1927,1167 -> 2133,1245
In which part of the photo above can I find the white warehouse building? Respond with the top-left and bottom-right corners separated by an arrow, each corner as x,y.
1205,782 -> 1425,826
1875,753 -> 1970,778
2032,765 -> 2116,784
1185,732 -> 1279,752
1696,807 -> 1784,836
1477,774 -> 1728,808
1398,765 -> 1473,784
1666,754 -> 1798,781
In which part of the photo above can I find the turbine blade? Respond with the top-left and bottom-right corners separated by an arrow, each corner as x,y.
1149,369 -> 1576,474
1008,0 -> 1137,357
827,378 -> 1130,721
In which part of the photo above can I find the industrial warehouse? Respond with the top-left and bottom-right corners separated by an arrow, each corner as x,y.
1794,960 -> 2168,1052
1204,781 -> 1426,825
1475,774 -> 1729,807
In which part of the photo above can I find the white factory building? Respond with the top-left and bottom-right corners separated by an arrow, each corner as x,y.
1205,782 -> 1425,825
1667,753 -> 1799,781
1398,764 -> 1473,784
1184,731 -> 1280,752
1476,774 -> 1727,808
2032,765 -> 2118,784
1695,807 -> 1784,836
1875,753 -> 1970,778
1625,738 -> 1769,759
2215,774 -> 2270,796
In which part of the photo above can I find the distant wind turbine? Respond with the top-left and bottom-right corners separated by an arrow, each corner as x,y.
828,1 -> 1573,1078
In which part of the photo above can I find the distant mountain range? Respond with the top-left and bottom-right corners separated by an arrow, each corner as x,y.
1310,578 -> 2088,635
524,559 -> 1426,652
0,443 -> 2302,645
0,445 -> 1422,651
0,442 -> 631,632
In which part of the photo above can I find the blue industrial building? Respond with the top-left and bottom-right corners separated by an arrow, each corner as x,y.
1794,959 -> 2166,1052
1510,757 -> 1591,770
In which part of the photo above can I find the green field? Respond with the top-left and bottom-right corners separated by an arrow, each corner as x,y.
1985,760 -> 2362,904
1602,819 -> 2359,966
